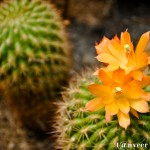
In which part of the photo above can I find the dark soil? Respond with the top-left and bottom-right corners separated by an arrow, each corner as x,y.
0,98 -> 53,150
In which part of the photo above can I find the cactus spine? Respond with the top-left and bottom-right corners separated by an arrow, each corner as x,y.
0,0 -> 71,97
54,70 -> 150,150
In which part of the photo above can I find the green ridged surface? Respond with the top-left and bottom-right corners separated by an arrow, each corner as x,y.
0,0 -> 71,97
54,70 -> 150,150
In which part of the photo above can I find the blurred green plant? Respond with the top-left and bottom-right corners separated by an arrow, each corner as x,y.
0,0 -> 71,97
0,0 -> 71,131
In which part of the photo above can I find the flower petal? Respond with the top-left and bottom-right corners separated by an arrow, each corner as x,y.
129,99 -> 149,113
117,98 -> 130,114
95,36 -> 110,54
135,31 -> 149,69
124,85 -> 143,99
130,108 -> 139,119
97,53 -> 118,64
98,69 -> 112,85
117,111 -> 130,129
135,52 -> 148,70
140,75 -> 150,88
105,112 -> 113,123
126,51 -> 136,73
113,35 -> 120,43
108,43 -> 127,65
86,98 -> 104,112
131,70 -> 143,81
106,63 -> 119,71
105,101 -> 119,115
135,31 -> 150,59
88,84 -> 110,97
141,93 -> 150,101
121,31 -> 134,51
148,57 -> 150,64
112,69 -> 125,85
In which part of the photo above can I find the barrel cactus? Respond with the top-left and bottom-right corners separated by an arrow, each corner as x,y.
54,70 -> 150,150
0,0 -> 71,131
0,0 -> 71,97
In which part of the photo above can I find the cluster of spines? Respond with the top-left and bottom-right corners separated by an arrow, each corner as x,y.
54,70 -> 150,150
0,0 -> 71,96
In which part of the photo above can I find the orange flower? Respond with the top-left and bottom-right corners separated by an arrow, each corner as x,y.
86,69 -> 150,129
96,31 -> 150,74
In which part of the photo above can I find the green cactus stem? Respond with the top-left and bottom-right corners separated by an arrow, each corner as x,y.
0,0 -> 71,97
54,70 -> 150,150
0,0 -> 71,131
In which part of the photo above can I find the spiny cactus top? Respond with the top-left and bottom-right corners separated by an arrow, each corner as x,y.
54,70 -> 150,150
0,0 -> 71,95
53,31 -> 150,149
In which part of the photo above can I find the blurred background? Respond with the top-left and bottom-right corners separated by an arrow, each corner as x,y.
51,0 -> 150,71
1,0 -> 150,149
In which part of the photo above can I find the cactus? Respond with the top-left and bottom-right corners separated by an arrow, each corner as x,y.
54,70 -> 150,150
0,0 -> 71,131
0,0 -> 71,97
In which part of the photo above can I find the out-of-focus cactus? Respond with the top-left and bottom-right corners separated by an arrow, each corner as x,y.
0,0 -> 71,97
0,0 -> 71,131
54,70 -> 150,150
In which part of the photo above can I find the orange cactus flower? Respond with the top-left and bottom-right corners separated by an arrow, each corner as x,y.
96,31 -> 150,74
86,68 -> 150,129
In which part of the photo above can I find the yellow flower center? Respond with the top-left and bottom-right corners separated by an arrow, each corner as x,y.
114,86 -> 122,93
124,44 -> 131,53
